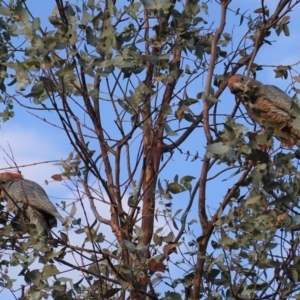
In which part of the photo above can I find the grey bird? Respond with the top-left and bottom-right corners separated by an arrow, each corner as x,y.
0,172 -> 64,232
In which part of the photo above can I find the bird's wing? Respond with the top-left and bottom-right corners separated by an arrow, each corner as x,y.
29,193 -> 64,224
262,84 -> 293,113
26,206 -> 53,232
15,180 -> 65,224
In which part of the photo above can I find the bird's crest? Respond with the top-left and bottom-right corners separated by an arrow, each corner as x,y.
0,172 -> 23,180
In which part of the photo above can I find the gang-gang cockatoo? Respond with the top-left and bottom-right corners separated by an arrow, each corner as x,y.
0,172 -> 64,232
228,74 -> 300,148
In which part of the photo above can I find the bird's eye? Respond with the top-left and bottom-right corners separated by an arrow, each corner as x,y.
1,180 -> 5,184
241,76 -> 244,81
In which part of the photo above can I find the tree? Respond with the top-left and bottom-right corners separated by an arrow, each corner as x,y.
0,0 -> 300,299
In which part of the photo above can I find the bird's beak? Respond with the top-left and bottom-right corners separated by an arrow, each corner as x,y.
229,81 -> 243,94
233,82 -> 243,89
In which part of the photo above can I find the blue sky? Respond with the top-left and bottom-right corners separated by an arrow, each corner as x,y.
1,0 -> 300,298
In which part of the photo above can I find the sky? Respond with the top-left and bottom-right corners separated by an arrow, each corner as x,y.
1,0 -> 300,299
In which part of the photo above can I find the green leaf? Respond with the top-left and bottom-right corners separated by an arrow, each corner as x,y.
207,142 -> 230,155
164,122 -> 178,136
42,265 -> 60,279
246,196 -> 261,205
128,195 -> 138,207
203,95 -> 218,103
124,240 -> 135,252
180,175 -> 196,184
86,26 -> 99,46
173,219 -> 179,230
254,7 -> 264,13
60,232 -> 69,244
32,18 -> 40,30
117,99 -> 135,115
104,288 -> 122,298
291,268 -> 298,282
82,3 -> 93,24
283,23 -> 290,36
56,63 -> 74,78
31,81 -> 44,93
164,292 -> 182,300
87,0 -> 95,9
168,182 -> 185,194
27,269 -> 41,286
163,231 -> 175,243
173,209 -> 182,218
15,2 -> 29,24
70,202 -> 77,217
239,222 -> 255,233
184,113 -> 195,122
0,6 -> 11,16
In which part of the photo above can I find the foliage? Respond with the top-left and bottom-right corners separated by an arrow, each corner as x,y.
0,0 -> 299,299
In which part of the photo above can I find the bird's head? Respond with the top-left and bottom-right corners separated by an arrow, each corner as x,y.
228,74 -> 260,95
0,172 -> 23,198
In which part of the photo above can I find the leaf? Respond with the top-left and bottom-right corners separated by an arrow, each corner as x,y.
128,195 -> 138,207
163,231 -> 175,243
84,227 -> 98,242
42,265 -> 60,279
14,2 -> 29,24
124,240 -> 135,253
70,202 -> 77,217
254,7 -> 264,14
164,291 -> 182,300
60,232 -> 68,244
180,175 -> 196,184
168,182 -> 185,194
104,288 -> 122,298
196,92 -> 203,99
0,7 -> 11,16
255,133 -> 268,145
51,174 -> 63,181
239,222 -> 255,233
204,95 -> 218,103
82,3 -> 93,24
174,174 -> 179,183
148,258 -> 166,272
282,15 -> 290,23
293,76 -> 300,84
246,195 -> 261,205
291,268 -> 298,282
97,233 -> 105,243
32,18 -> 40,31
222,168 -> 242,182
172,219 -> 179,230
1,273 -> 12,288
117,99 -> 135,115
207,142 -> 230,155
283,23 -> 290,36
184,113 -> 195,122
56,63 -> 74,78
87,0 -> 95,9
164,122 -> 178,136
163,243 -> 178,259
158,179 -> 173,199
27,269 -> 41,286
173,209 -> 182,218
